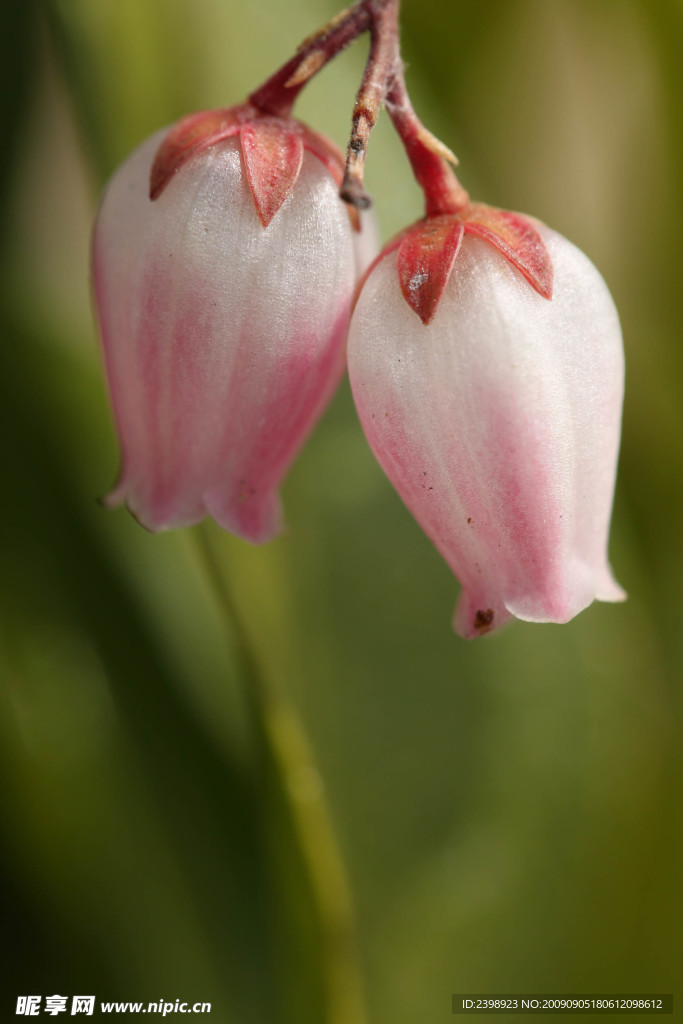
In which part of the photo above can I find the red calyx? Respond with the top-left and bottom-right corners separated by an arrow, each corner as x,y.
240,120 -> 303,226
149,103 -> 350,228
397,217 -> 465,326
396,203 -> 554,325
463,204 -> 553,301
150,106 -> 245,200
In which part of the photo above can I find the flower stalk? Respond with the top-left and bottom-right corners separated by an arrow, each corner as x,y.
193,525 -> 366,1024
248,1 -> 375,119
247,0 -> 467,218
339,0 -> 468,215
383,68 -> 469,217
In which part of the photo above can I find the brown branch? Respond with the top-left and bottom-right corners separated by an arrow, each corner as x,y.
339,0 -> 468,215
250,0 -> 469,218
339,0 -> 398,207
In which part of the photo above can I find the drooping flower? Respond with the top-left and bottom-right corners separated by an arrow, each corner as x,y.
93,104 -> 370,541
347,205 -> 625,637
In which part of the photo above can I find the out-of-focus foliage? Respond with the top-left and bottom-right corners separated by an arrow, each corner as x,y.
1,0 -> 682,1020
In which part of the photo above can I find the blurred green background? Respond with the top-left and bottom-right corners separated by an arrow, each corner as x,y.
1,0 -> 682,1020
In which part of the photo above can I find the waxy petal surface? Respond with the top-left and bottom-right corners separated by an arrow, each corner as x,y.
95,131 -> 357,540
348,229 -> 624,637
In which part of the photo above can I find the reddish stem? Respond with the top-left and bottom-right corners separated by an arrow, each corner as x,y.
249,0 -> 468,219
339,0 -> 468,216
385,70 -> 469,217
249,2 -> 375,118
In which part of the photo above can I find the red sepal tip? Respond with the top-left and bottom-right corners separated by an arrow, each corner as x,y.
397,216 -> 465,325
240,121 -> 304,227
463,203 -> 553,300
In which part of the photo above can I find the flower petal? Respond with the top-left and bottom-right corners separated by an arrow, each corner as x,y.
94,130 -> 357,539
348,228 -> 624,636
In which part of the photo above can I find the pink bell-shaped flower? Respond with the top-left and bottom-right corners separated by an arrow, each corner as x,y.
93,105 -> 367,541
347,207 -> 625,637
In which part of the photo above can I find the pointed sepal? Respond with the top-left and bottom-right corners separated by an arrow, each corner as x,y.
240,120 -> 304,226
463,203 -> 553,299
149,106 -> 245,199
298,127 -> 345,186
397,216 -> 465,325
